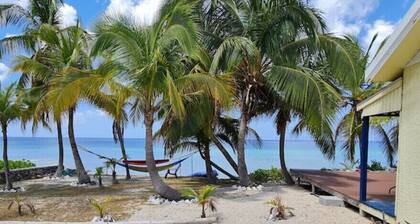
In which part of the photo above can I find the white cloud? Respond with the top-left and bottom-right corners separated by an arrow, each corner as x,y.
75,109 -> 108,125
313,0 -> 379,36
0,63 -> 10,82
0,0 -> 30,9
106,0 -> 164,26
312,0 -> 396,57
57,3 -> 78,28
363,19 -> 395,56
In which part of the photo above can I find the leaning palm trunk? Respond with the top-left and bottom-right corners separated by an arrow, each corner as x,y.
237,111 -> 250,186
116,123 -> 130,179
211,136 -> 239,174
68,107 -> 90,184
144,112 -> 181,200
55,119 -> 64,177
2,124 -> 12,190
278,122 -> 294,185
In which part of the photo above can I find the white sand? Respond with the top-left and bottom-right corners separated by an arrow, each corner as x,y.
129,185 -> 371,224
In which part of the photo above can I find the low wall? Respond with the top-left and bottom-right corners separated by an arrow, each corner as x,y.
0,166 -> 57,184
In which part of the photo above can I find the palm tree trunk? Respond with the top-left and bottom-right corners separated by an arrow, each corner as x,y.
211,136 -> 238,174
201,204 -> 206,218
278,122 -> 294,185
55,119 -> 64,177
68,107 -> 90,184
116,123 -> 130,180
2,124 -> 12,190
200,144 -> 216,183
237,111 -> 250,186
144,110 -> 180,200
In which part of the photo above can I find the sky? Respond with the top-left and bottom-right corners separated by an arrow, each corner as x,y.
0,0 -> 416,139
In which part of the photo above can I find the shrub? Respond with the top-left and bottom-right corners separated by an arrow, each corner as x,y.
0,159 -> 35,171
250,167 -> 283,184
367,160 -> 385,171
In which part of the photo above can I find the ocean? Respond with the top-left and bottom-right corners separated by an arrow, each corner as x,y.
6,137 -> 390,177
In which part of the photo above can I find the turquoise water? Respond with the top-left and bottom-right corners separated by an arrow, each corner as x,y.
6,137 -> 390,177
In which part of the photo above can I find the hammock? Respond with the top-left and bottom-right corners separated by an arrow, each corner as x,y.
79,145 -> 194,173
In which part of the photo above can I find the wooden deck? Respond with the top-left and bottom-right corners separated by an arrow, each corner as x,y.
291,169 -> 396,204
291,169 -> 397,223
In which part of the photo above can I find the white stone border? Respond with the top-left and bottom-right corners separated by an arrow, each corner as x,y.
0,217 -> 217,224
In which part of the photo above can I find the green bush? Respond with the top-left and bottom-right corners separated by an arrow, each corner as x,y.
367,160 -> 385,171
0,159 -> 36,171
250,167 -> 283,184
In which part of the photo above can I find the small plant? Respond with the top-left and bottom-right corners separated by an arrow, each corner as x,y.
367,160 -> 385,171
105,158 -> 119,184
340,160 -> 359,171
94,167 -> 104,187
266,196 -> 294,220
182,185 -> 217,218
89,197 -> 114,222
250,167 -> 283,184
8,196 -> 36,216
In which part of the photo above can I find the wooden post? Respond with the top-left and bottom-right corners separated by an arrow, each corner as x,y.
359,117 -> 369,202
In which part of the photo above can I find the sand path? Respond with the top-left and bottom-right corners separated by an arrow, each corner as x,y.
129,185 -> 371,224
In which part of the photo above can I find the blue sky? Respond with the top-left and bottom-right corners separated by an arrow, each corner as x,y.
0,0 -> 415,139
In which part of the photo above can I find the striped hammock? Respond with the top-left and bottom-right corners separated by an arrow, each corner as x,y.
79,145 -> 193,173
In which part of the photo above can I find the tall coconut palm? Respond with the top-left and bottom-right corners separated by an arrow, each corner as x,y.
14,24 -> 92,183
0,84 -> 22,190
92,0 -> 231,199
89,85 -> 132,180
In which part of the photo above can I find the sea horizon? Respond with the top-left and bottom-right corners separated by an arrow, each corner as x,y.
5,137 -> 390,178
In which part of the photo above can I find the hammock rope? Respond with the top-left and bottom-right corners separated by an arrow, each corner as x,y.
78,145 -> 196,173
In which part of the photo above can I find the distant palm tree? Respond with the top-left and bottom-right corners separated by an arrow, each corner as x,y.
92,0 -> 230,199
0,84 -> 22,190
2,0 -> 68,177
332,35 -> 388,162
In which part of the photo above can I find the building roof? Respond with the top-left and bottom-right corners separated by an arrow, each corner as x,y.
366,1 -> 420,82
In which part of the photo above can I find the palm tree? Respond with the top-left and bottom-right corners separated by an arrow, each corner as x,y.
2,0 -> 68,177
332,35 -> 385,162
200,0 -> 333,186
92,0 -> 231,199
0,84 -> 22,190
0,0 -> 64,58
182,185 -> 217,218
14,24 -> 92,183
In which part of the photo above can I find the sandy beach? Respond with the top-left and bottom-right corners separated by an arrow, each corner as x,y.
0,176 -> 371,223
129,184 -> 371,224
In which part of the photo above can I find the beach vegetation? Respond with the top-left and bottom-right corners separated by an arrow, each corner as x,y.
94,167 -> 104,187
104,158 -> 119,184
267,196 -> 294,220
0,84 -> 23,190
182,185 -> 217,218
367,160 -> 386,171
7,195 -> 36,216
340,160 -> 359,171
250,167 -> 283,184
89,197 -> 114,222
0,159 -> 35,170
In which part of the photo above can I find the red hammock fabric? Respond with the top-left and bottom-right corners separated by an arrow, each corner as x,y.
122,159 -> 170,165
